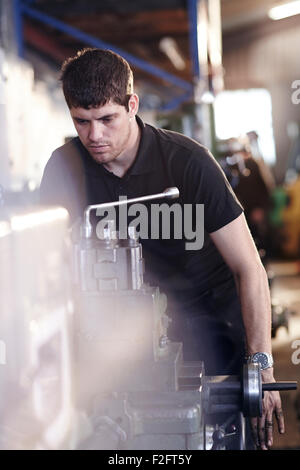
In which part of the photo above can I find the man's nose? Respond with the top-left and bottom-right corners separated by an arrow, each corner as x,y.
88,121 -> 104,141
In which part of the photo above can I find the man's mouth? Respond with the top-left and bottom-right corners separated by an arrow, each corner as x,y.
89,144 -> 109,149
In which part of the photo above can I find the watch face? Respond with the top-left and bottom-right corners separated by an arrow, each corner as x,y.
253,353 -> 269,368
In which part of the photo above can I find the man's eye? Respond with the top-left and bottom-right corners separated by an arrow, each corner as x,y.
76,119 -> 87,124
99,116 -> 113,123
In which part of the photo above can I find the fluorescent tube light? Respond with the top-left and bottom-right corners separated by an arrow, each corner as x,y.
269,1 -> 300,20
159,37 -> 186,70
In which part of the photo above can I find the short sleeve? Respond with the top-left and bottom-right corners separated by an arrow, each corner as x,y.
184,147 -> 244,233
39,140 -> 87,222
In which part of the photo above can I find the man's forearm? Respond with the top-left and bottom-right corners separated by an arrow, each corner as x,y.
209,214 -> 273,361
236,262 -> 272,356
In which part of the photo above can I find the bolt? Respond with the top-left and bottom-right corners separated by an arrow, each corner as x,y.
159,335 -> 169,348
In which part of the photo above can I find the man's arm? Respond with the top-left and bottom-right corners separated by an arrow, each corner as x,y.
39,143 -> 87,223
210,212 -> 284,450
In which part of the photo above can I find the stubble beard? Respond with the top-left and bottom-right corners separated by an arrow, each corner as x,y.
89,121 -> 132,167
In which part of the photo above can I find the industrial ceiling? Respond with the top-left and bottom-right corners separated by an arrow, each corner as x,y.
15,0 -> 300,108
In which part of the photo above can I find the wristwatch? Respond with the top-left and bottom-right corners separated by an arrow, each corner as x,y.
246,352 -> 274,370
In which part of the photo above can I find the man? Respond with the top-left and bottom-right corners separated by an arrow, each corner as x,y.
40,48 -> 284,450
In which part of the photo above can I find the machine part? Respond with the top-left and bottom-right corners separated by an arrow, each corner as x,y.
203,363 -> 296,419
243,363 -> 262,417
211,414 -> 239,450
72,231 -> 145,292
178,361 -> 203,390
74,286 -> 172,372
211,412 -> 245,450
159,335 -> 169,349
81,390 -> 204,450
124,390 -> 203,450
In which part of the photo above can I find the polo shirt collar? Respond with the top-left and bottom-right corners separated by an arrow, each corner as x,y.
127,115 -> 157,176
77,114 -> 157,177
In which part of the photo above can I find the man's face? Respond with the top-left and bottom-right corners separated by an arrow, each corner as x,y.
70,96 -> 138,165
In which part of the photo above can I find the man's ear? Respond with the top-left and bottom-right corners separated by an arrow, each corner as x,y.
128,94 -> 139,116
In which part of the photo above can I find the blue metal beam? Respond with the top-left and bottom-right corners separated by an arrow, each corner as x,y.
20,3 -> 193,94
187,0 -> 201,80
159,91 -> 193,112
13,0 -> 25,58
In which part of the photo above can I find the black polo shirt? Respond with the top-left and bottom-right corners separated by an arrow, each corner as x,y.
40,115 -> 243,314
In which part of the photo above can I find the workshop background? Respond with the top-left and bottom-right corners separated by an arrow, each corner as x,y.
1,0 -> 300,450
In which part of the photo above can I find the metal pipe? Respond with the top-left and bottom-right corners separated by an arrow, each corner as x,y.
262,381 -> 297,392
187,0 -> 201,80
82,187 -> 180,239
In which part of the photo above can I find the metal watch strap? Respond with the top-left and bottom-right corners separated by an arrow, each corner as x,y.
246,352 -> 274,370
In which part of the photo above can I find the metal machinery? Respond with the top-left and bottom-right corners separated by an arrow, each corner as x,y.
71,188 -> 297,450
0,189 -> 297,450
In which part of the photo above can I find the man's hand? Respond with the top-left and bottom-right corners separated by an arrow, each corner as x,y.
251,369 -> 285,450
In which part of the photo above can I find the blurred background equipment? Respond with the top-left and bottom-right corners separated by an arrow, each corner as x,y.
217,135 -> 273,253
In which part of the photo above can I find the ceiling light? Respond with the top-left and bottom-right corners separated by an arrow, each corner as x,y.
159,37 -> 186,71
268,1 -> 300,20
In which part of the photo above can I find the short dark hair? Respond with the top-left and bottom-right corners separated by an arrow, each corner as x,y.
60,48 -> 134,110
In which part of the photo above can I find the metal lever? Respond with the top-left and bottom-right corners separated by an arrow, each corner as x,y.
262,382 -> 298,392
82,187 -> 180,238
211,414 -> 239,450
211,427 -> 236,450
